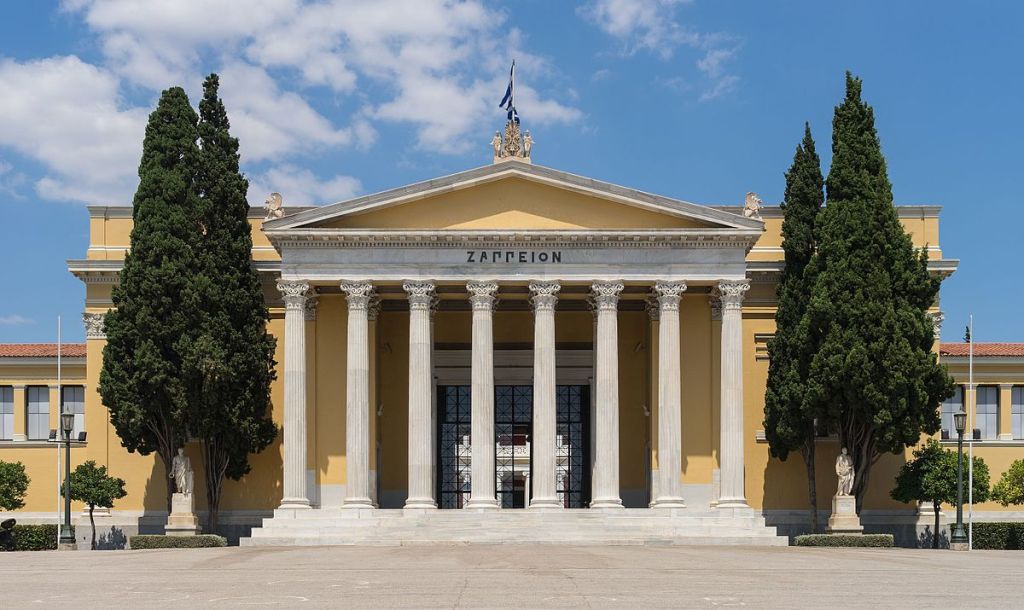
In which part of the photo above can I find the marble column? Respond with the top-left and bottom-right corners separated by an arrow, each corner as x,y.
466,281 -> 500,510
404,281 -> 437,509
341,281 -> 374,508
652,281 -> 687,508
718,279 -> 750,508
529,281 -> 561,509
277,280 -> 311,510
590,281 -> 625,509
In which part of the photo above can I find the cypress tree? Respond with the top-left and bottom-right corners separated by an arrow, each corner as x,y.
185,74 -> 277,534
764,123 -> 825,532
99,87 -> 201,511
803,73 -> 954,512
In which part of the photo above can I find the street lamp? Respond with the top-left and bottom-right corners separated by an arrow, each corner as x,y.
951,409 -> 968,549
59,410 -> 75,547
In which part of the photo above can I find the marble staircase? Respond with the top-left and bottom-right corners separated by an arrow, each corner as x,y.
240,508 -> 788,547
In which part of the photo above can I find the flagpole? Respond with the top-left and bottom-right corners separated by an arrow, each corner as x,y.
967,314 -> 974,551
56,316 -> 62,546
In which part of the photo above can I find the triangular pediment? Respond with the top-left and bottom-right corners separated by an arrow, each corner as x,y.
264,161 -> 762,232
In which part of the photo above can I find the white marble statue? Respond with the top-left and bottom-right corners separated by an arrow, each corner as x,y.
523,131 -> 533,157
835,447 -> 854,496
264,192 -> 284,220
743,191 -> 763,220
491,131 -> 503,158
170,448 -> 194,496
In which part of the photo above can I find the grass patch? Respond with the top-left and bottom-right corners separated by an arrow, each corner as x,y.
794,534 -> 894,547
129,534 -> 227,549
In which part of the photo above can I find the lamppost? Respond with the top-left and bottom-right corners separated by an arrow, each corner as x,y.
950,409 -> 968,550
59,410 -> 75,548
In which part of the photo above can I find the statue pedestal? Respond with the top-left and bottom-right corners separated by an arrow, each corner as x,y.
827,494 -> 863,534
165,492 -> 200,536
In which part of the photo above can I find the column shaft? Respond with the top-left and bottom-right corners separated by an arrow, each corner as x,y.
466,281 -> 499,509
718,279 -> 750,508
529,281 -> 561,509
404,281 -> 437,509
591,281 -> 624,509
342,282 -> 374,508
652,281 -> 686,508
278,280 -> 311,510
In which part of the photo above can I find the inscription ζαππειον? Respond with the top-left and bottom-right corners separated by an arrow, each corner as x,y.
466,250 -> 563,264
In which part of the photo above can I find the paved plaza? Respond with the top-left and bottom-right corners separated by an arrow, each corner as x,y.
0,544 -> 1017,608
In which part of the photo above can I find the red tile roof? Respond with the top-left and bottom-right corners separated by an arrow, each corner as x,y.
939,343 -> 1024,358
0,343 -> 87,358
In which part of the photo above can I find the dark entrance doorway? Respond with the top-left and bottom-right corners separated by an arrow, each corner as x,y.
436,384 -> 590,509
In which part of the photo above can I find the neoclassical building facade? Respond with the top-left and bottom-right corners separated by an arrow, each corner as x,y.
8,129 -> 1023,546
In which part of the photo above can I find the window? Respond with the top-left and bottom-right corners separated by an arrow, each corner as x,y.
62,386 -> 85,439
1012,386 -> 1024,440
975,386 -> 999,440
26,386 -> 49,441
940,385 -> 964,436
0,387 -> 12,441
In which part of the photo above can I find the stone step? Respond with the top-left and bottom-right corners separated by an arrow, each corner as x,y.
241,535 -> 788,547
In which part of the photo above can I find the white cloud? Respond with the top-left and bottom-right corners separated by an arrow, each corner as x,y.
0,56 -> 147,203
3,2 -> 582,204
581,0 -> 741,101
249,164 -> 361,207
580,0 -> 696,59
0,315 -> 34,326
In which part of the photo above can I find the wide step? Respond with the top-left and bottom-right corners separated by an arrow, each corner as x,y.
240,509 -> 788,547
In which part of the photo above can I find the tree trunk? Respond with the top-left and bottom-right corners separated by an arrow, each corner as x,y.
802,442 -> 818,533
933,500 -> 941,549
202,440 -> 227,536
89,504 -> 96,550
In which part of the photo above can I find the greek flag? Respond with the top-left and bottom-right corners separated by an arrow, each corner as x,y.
498,60 -> 518,123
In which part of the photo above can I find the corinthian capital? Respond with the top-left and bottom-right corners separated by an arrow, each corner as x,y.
717,279 -> 750,310
277,280 -> 310,310
590,281 -> 625,311
341,281 -> 375,311
467,281 -> 499,311
529,281 -> 560,312
403,280 -> 436,310
654,281 -> 687,312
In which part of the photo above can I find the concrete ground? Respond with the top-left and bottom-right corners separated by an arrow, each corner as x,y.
0,544 -> 1017,609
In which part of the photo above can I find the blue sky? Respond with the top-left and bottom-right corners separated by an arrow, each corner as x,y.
1,1 -> 1021,343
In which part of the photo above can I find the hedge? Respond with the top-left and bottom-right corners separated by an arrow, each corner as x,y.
129,535 -> 227,549
972,523 -> 1024,550
794,534 -> 894,548
0,524 -> 75,551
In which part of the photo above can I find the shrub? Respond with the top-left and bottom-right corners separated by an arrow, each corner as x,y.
794,534 -> 894,547
1,524 -> 75,551
972,523 -> 1024,550
129,535 -> 227,549
0,461 -> 30,511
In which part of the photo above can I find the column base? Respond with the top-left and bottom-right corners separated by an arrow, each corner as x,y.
650,497 -> 687,509
278,498 -> 311,510
715,498 -> 749,509
529,497 -> 563,510
590,498 -> 624,509
465,498 -> 500,510
342,497 -> 374,509
403,498 -> 438,510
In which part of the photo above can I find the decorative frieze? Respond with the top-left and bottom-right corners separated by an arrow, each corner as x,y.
83,312 -> 106,339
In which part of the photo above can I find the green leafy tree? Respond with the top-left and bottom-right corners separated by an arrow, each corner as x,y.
764,123 -> 825,532
185,74 -> 277,534
992,459 -> 1024,507
0,461 -> 29,511
62,461 -> 127,550
891,439 -> 990,548
803,72 -> 955,512
99,87 -> 202,511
